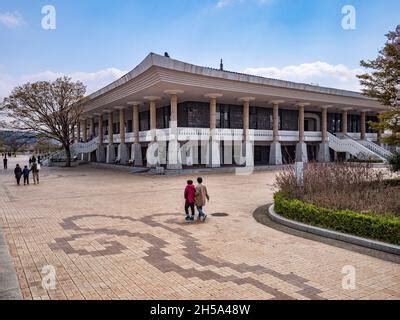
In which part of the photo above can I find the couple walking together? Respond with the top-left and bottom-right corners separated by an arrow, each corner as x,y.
184,177 -> 209,222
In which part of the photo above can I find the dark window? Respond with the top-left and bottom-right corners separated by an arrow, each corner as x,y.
139,111 -> 150,131
328,113 -> 341,133
280,110 -> 298,131
127,120 -> 133,132
156,106 -> 171,129
348,114 -> 360,133
178,102 -> 210,128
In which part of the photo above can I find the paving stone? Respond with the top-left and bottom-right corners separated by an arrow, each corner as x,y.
0,156 -> 399,300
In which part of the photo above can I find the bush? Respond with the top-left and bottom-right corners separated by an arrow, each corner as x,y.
388,152 -> 400,172
275,162 -> 400,216
274,192 -> 400,245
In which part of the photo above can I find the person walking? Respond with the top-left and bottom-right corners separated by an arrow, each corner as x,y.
14,164 -> 22,185
184,180 -> 196,221
195,177 -> 209,222
3,157 -> 8,170
22,165 -> 30,185
31,162 -> 40,185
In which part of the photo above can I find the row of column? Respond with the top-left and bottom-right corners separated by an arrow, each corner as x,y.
71,94 -> 372,166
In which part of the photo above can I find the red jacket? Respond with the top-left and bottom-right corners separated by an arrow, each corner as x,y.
184,184 -> 196,204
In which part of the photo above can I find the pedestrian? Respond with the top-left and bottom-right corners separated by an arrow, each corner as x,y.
31,161 -> 40,185
14,164 -> 22,185
184,180 -> 196,221
3,157 -> 7,170
195,177 -> 209,222
29,157 -> 32,166
22,165 -> 30,185
31,155 -> 36,164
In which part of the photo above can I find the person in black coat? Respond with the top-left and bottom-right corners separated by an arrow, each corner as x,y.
14,164 -> 22,185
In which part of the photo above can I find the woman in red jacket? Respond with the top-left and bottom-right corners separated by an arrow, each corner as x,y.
184,180 -> 196,221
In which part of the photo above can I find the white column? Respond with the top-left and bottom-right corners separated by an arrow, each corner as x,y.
128,102 -> 143,166
81,118 -> 88,161
205,93 -> 223,168
116,107 -> 128,164
94,113 -> 105,162
360,111 -> 367,140
317,105 -> 331,163
106,110 -> 115,163
342,110 -> 348,134
239,97 -> 255,167
295,102 -> 310,163
144,96 -> 161,167
165,90 -> 184,170
269,100 -> 285,165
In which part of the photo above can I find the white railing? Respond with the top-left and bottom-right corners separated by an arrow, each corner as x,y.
328,133 -> 382,160
346,132 -> 378,141
71,138 -> 99,155
358,140 -> 392,160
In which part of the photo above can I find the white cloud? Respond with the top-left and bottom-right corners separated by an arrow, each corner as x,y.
0,11 -> 25,28
243,61 -> 362,92
0,67 -> 127,101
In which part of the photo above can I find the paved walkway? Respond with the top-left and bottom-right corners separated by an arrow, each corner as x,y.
0,156 -> 399,300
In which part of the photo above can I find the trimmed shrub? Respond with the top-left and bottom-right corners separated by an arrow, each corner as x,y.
274,192 -> 400,245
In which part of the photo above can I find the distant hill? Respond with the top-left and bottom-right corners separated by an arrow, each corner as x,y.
0,130 -> 38,145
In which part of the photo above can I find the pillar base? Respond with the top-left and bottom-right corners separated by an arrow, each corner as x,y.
146,142 -> 158,168
269,142 -> 282,165
317,143 -> 330,163
167,140 -> 182,170
106,144 -> 115,164
244,141 -> 254,167
117,143 -> 129,164
206,140 -> 220,168
131,143 -> 143,167
96,144 -> 106,163
295,142 -> 308,163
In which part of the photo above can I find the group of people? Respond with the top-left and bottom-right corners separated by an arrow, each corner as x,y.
184,177 -> 210,222
14,156 -> 40,186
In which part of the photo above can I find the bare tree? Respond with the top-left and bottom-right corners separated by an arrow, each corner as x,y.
1,76 -> 86,166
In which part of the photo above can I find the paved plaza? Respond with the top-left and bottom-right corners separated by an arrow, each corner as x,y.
0,156 -> 399,300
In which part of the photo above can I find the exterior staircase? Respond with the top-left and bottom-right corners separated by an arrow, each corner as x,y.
43,138 -> 99,166
328,132 -> 392,162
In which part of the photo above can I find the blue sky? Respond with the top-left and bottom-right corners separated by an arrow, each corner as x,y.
0,0 -> 399,98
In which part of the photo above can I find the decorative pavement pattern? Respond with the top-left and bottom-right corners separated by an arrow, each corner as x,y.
0,156 -> 399,300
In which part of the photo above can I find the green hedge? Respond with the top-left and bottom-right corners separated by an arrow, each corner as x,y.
274,192 -> 400,245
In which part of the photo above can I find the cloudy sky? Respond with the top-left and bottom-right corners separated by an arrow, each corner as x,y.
0,0 -> 399,101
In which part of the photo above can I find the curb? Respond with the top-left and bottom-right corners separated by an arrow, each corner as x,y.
0,227 -> 22,300
268,204 -> 400,256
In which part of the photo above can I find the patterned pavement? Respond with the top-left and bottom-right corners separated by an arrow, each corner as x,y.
0,156 -> 399,300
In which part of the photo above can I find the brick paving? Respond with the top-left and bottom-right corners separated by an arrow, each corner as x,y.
0,156 -> 399,300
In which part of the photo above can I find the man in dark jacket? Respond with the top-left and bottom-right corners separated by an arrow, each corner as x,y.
3,157 -> 7,170
14,164 -> 22,185
22,165 -> 30,185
